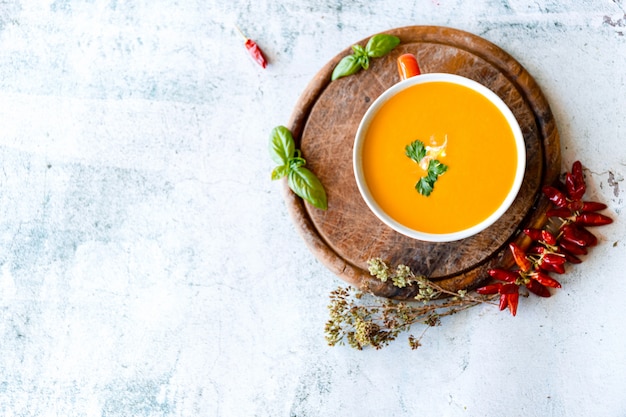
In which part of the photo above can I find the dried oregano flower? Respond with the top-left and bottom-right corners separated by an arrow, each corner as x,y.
325,259 -> 497,350
367,257 -> 390,282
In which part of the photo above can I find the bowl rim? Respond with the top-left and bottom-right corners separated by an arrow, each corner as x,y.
353,73 -> 526,242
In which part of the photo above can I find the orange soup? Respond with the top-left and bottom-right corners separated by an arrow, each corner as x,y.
361,81 -> 519,234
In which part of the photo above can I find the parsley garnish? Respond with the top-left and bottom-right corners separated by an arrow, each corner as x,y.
405,140 -> 448,197
405,140 -> 427,163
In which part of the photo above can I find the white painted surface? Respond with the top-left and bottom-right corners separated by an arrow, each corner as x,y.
0,1 -> 624,416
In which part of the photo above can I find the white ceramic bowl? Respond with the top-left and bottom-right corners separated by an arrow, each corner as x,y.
353,73 -> 526,242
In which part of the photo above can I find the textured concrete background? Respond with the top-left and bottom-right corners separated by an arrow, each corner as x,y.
0,0 -> 624,416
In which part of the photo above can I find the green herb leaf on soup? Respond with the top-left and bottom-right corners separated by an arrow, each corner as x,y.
405,140 -> 427,164
429,159 -> 448,177
416,177 -> 434,197
405,139 -> 448,197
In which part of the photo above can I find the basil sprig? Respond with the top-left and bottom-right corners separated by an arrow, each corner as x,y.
405,140 -> 448,197
269,126 -> 328,210
331,34 -> 400,81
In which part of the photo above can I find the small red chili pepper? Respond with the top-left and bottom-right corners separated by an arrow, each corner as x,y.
559,239 -> 588,256
543,253 -> 567,266
565,172 -> 585,202
561,224 -> 598,247
531,271 -> 562,288
527,244 -> 545,255
542,186 -> 568,208
568,200 -> 607,213
547,207 -> 573,218
569,161 -> 586,200
235,25 -> 267,69
561,250 -> 583,264
543,230 -> 557,245
525,279 -> 551,297
574,212 -> 613,227
499,284 -> 519,316
539,258 -> 566,274
507,293 -> 519,316
573,225 -> 598,246
498,294 -> 508,311
476,283 -> 503,295
509,242 -> 531,272
488,268 -> 518,283
565,172 -> 577,199
523,228 -> 543,241
524,228 -> 557,245
581,202 -> 608,212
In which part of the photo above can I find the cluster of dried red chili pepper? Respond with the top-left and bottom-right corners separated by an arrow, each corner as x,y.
477,160 -> 613,315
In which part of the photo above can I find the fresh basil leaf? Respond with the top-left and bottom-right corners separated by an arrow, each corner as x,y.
269,126 -> 295,165
271,165 -> 289,181
405,140 -> 427,163
331,54 -> 362,81
359,55 -> 370,70
365,34 -> 400,58
416,177 -> 434,197
352,44 -> 367,57
288,166 -> 328,210
289,155 -> 306,170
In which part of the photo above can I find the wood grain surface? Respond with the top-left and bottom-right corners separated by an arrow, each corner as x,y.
284,26 -> 561,299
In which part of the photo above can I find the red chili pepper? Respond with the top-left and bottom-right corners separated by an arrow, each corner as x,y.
509,242 -> 531,272
569,161 -> 586,200
523,229 -> 557,247
573,225 -> 598,246
542,186 -> 568,208
565,172 -> 577,199
543,253 -> 566,266
539,258 -> 566,274
527,244 -> 545,255
531,271 -> 562,288
547,207 -> 573,218
567,200 -> 607,212
523,228 -> 542,241
543,230 -> 557,245
498,294 -> 508,311
574,212 -> 613,227
538,253 -> 567,274
525,279 -> 551,298
476,283 -> 503,295
561,224 -> 597,247
561,249 -> 583,264
488,268 -> 518,283
507,292 -> 519,316
499,285 -> 519,316
235,26 -> 267,69
559,239 -> 588,256
581,202 -> 608,212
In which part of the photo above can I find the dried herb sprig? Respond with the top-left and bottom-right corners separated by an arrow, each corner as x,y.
325,259 -> 496,350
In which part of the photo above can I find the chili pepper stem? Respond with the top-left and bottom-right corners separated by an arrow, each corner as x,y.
234,24 -> 249,41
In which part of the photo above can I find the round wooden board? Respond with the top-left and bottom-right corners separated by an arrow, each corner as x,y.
284,26 -> 561,300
